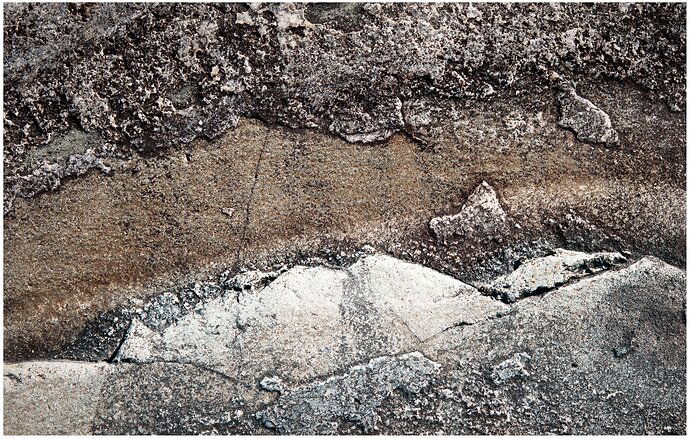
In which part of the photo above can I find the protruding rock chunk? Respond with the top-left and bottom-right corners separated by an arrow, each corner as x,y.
491,352 -> 531,384
487,249 -> 627,302
557,86 -> 619,145
429,181 -> 508,242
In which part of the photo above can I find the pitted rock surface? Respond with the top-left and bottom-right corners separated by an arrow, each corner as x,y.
3,3 -> 686,212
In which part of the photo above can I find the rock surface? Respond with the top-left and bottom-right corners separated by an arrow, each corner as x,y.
486,248 -> 627,302
257,352 -> 441,434
557,85 -> 620,145
3,3 -> 685,212
3,2 -> 686,435
429,181 -> 509,243
3,361 -> 114,435
114,255 -> 504,381
4,253 -> 686,434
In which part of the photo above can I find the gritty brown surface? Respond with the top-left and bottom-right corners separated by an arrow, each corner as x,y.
3,80 -> 685,361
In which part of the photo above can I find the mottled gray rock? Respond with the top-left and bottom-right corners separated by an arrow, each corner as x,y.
557,85 -> 619,145
486,248 -> 627,302
257,352 -> 440,434
491,352 -> 531,384
429,181 -> 509,242
3,361 -> 114,435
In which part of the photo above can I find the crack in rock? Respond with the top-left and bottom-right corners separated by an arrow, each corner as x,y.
485,248 -> 627,303
256,352 -> 440,434
113,253 -> 504,382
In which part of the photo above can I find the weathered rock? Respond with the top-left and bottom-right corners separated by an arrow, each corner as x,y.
557,85 -> 619,145
3,361 -> 114,435
3,3 -> 685,212
422,256 -> 686,434
3,255 -> 686,434
257,352 -> 440,434
491,352 -> 531,384
2,3 -> 686,435
486,248 -> 627,302
429,181 -> 509,243
115,254 -> 504,381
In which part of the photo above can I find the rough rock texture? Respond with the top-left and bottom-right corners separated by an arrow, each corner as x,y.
3,2 -> 686,435
557,85 -> 620,145
114,255 -> 504,381
4,253 -> 686,434
257,352 -> 441,434
3,361 -> 114,434
3,2 -> 685,213
485,248 -> 627,302
429,181 -> 510,243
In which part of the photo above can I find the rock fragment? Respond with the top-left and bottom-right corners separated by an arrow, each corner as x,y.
557,85 -> 619,145
256,352 -> 440,434
429,181 -> 508,243
487,249 -> 627,302
491,352 -> 531,384
115,253 -> 503,380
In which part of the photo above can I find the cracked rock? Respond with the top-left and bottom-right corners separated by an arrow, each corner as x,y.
486,248 -> 627,303
115,254 -> 504,380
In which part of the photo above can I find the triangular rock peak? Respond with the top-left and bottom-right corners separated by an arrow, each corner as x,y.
429,181 -> 508,242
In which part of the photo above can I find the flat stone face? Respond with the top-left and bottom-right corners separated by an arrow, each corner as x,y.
3,361 -> 114,435
116,254 -> 502,382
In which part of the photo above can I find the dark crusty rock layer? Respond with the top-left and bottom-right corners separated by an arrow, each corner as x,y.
3,2 -> 685,212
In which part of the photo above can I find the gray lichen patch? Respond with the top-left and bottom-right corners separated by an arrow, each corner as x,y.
256,352 -> 441,434
486,248 -> 627,303
557,85 -> 619,145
